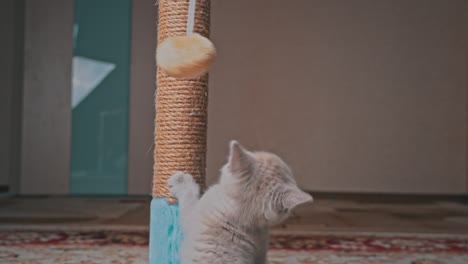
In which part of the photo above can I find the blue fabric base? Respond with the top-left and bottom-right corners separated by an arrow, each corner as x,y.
149,198 -> 183,264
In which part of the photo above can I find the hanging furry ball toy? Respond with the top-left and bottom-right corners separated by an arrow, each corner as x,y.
156,0 -> 216,79
157,33 -> 216,79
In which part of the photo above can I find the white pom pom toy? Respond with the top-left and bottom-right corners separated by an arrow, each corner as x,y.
157,33 -> 216,79
156,0 -> 216,79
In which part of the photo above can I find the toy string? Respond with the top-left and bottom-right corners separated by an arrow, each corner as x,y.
186,0 -> 196,34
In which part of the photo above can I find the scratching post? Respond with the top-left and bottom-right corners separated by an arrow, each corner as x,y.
149,0 -> 212,263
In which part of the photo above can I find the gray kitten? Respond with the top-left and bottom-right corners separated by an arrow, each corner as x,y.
168,141 -> 313,264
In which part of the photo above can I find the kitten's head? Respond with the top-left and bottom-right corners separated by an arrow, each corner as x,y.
220,141 -> 313,225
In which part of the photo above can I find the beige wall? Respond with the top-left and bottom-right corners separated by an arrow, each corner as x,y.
466,48 -> 468,192
206,0 -> 468,194
8,0 -> 467,195
0,0 -> 16,187
0,0 -> 24,191
127,0 -> 157,195
20,0 -> 73,194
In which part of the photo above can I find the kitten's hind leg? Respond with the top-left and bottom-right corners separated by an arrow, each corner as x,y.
168,171 -> 200,219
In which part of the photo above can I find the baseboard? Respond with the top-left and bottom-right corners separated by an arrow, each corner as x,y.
308,191 -> 468,204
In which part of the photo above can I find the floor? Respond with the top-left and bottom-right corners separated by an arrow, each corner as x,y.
1,194 -> 468,234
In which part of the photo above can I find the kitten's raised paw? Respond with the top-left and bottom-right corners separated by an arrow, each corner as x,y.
168,171 -> 199,199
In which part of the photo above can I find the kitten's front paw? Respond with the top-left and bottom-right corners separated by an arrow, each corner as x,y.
168,171 -> 199,198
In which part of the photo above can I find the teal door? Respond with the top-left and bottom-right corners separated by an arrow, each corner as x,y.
70,0 -> 132,194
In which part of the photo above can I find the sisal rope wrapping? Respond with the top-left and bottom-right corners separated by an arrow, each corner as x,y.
153,0 -> 211,203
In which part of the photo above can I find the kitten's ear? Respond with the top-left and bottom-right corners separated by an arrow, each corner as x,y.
228,140 -> 255,175
283,188 -> 313,210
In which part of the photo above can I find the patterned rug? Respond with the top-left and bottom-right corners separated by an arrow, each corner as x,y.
1,227 -> 468,263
